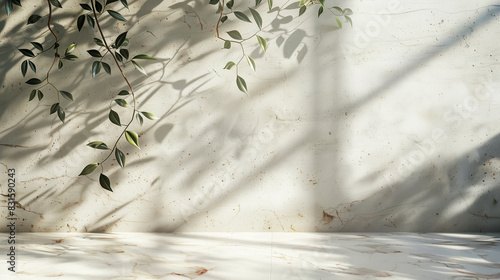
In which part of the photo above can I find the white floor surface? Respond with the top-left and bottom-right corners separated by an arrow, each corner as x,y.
1,233 -> 500,279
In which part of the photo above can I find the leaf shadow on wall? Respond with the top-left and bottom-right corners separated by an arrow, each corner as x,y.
0,0 -> 319,233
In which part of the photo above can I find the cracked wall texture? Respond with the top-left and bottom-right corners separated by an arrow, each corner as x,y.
1,0 -> 500,232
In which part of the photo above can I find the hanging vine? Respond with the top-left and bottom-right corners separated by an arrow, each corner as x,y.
6,0 -> 351,192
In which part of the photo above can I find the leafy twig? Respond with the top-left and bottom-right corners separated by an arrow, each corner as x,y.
90,0 -> 136,168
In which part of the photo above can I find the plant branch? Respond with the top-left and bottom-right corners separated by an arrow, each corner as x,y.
91,0 -> 136,165
46,0 -> 59,84
216,0 -> 225,38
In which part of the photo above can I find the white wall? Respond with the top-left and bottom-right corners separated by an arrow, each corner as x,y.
1,0 -> 500,232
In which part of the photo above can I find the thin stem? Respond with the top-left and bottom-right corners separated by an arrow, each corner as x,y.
216,0 -> 244,74
91,0 -> 136,165
47,82 -> 61,102
46,0 -> 59,84
32,43 -> 57,59
215,0 -> 262,74
216,0 -> 225,38
215,0 -> 259,43
315,1 -> 345,19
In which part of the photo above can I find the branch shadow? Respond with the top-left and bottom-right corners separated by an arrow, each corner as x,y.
1,0 -> 317,234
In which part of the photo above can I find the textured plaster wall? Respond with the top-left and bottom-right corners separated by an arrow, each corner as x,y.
1,0 -> 500,232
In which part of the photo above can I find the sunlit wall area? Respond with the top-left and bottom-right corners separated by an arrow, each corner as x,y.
322,0 -> 500,231
0,0 -> 499,232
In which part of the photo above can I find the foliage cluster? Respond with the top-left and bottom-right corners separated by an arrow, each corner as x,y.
5,0 -> 351,192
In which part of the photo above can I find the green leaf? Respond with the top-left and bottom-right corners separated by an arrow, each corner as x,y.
108,110 -> 121,126
79,163 -> 98,176
108,10 -> 126,21
236,75 -> 248,94
132,60 -> 147,75
221,15 -> 228,23
227,30 -> 242,40
99,173 -> 113,192
57,107 -> 65,122
299,0 -> 311,7
319,0 -> 325,5
336,17 -> 342,28
114,99 -> 129,107
63,54 -> 79,61
60,91 -> 74,101
224,40 -> 231,49
125,130 -> 140,149
343,8 -> 353,16
141,111 -> 158,120
27,14 -> 42,24
31,42 -> 43,51
77,15 -> 85,31
256,0 -> 262,6
102,62 -> 111,74
115,148 -> 125,168
26,78 -> 42,85
21,60 -> 27,77
19,49 -> 34,57
226,0 -> 234,9
29,90 -> 36,101
299,6 -> 307,16
28,61 -> 36,72
94,38 -> 104,46
234,11 -> 251,23
95,1 -> 103,13
318,6 -> 323,17
58,60 -> 63,69
132,54 -> 155,60
118,90 -> 129,96
49,0 -> 62,8
120,0 -> 129,9
257,35 -> 267,52
80,3 -> 92,11
209,0 -> 219,4
223,61 -> 236,70
136,113 -> 143,126
249,8 -> 262,30
268,0 -> 273,10
115,31 -> 127,48
50,103 -> 59,114
120,49 -> 129,59
66,43 -> 77,55
115,52 -> 123,62
92,61 -> 101,77
87,141 -> 109,150
37,90 -> 44,101
87,49 -> 102,57
246,55 -> 256,72
87,15 -> 95,30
